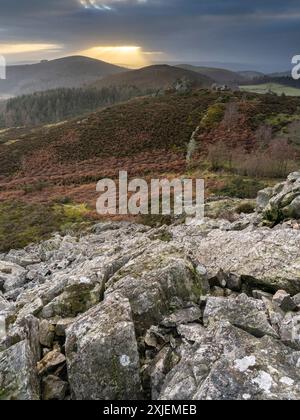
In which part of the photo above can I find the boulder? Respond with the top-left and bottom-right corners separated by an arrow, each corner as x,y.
273,290 -> 297,312
159,322 -> 300,400
39,320 -> 55,348
65,293 -> 142,400
0,261 -> 26,293
42,375 -> 68,400
257,174 -> 300,224
105,243 -> 209,335
160,305 -> 202,328
280,313 -> 300,350
193,227 -> 300,294
203,294 -> 278,338
0,340 -> 40,400
37,349 -> 66,376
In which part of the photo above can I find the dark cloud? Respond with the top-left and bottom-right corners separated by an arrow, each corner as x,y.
0,0 -> 299,71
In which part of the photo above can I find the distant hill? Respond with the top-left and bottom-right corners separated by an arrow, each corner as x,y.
176,64 -> 246,85
237,71 -> 265,80
90,65 -> 214,90
0,56 -> 127,97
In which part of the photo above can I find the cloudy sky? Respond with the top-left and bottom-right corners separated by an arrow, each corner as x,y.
0,0 -> 299,71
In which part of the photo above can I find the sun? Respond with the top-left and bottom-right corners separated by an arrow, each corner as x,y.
79,45 -> 149,68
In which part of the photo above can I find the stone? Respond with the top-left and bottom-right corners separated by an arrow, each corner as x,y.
203,294 -> 278,338
39,320 -> 55,348
280,312 -> 300,350
42,375 -> 68,400
0,261 -> 26,293
0,340 -> 40,400
177,323 -> 205,343
193,227 -> 300,295
159,322 -> 300,400
160,305 -> 202,328
292,293 -> 300,306
257,174 -> 300,223
256,187 -> 274,211
0,295 -> 10,312
16,298 -> 44,321
146,346 -> 179,400
37,349 -> 66,376
273,290 -> 297,312
226,273 -> 242,292
5,250 -> 41,268
105,242 -> 209,335
55,318 -> 74,337
66,293 -> 142,400
252,290 -> 273,300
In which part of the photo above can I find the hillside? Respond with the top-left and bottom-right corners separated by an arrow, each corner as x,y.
177,64 -> 247,85
0,88 -> 300,207
90,64 -> 214,90
237,70 -> 265,80
0,56 -> 127,97
0,85 -> 146,128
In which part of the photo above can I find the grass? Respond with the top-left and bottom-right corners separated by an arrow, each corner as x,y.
239,83 -> 300,97
0,201 -> 93,252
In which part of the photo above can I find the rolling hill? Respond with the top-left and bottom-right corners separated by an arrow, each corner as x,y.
0,88 -> 300,207
90,65 -> 214,91
0,56 -> 127,98
176,64 -> 247,85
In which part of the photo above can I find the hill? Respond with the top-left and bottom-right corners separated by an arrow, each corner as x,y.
237,70 -> 265,80
90,65 -> 214,90
0,56 -> 127,97
0,89 -> 300,250
177,64 -> 246,85
0,89 -> 300,206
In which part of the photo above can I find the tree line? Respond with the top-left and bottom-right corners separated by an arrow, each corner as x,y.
0,85 -> 151,128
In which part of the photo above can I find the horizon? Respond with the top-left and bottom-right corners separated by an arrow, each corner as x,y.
0,1 -> 300,73
3,54 -> 292,74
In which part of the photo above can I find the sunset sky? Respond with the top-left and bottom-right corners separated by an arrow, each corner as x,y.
0,0 -> 300,71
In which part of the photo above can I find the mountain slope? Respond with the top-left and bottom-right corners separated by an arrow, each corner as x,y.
90,65 -> 214,90
0,56 -> 127,97
237,71 -> 265,80
177,64 -> 246,85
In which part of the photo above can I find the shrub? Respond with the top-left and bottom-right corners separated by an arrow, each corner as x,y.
200,103 -> 226,130
212,177 -> 266,199
235,201 -> 256,214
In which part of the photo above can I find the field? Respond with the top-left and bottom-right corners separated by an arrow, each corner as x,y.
239,83 -> 300,96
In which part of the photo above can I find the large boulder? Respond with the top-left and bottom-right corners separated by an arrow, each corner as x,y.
203,294 -> 278,338
0,339 -> 40,400
159,322 -> 300,400
65,293 -> 142,400
105,243 -> 208,335
191,227 -> 300,294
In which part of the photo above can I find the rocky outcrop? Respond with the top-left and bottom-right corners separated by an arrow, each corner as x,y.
1,191 -> 300,400
257,172 -> 300,225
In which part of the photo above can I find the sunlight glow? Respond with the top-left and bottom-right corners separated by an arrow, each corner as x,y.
79,45 -> 151,67
0,43 -> 62,55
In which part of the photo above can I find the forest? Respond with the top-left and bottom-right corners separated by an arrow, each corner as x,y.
0,85 -> 151,127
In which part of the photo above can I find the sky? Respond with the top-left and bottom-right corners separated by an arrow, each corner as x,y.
0,0 -> 300,71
